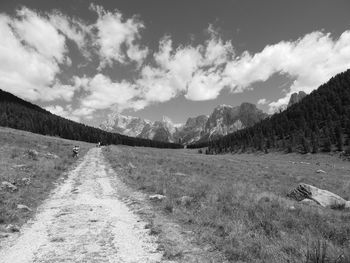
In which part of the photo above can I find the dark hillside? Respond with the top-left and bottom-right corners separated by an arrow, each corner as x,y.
0,89 -> 182,149
190,69 -> 350,154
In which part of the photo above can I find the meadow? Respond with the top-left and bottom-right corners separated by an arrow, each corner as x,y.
104,145 -> 350,263
0,127 -> 91,227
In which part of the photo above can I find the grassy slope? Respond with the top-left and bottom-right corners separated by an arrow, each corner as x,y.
0,127 -> 92,227
104,145 -> 350,263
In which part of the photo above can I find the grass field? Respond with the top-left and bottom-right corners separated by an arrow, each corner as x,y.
104,145 -> 350,263
0,127 -> 92,227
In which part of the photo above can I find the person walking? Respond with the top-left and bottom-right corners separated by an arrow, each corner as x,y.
72,145 -> 80,158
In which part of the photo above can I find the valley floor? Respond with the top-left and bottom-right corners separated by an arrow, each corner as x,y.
0,142 -> 221,263
1,128 -> 350,262
104,145 -> 350,263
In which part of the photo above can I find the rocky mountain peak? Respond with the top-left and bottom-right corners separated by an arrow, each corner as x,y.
288,91 -> 307,107
100,102 -> 268,144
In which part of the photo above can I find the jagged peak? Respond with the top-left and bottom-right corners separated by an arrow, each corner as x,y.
106,111 -> 151,124
215,104 -> 232,109
161,115 -> 173,124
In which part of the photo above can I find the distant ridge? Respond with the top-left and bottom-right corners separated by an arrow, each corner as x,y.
0,89 -> 182,149
190,69 -> 350,154
100,102 -> 267,144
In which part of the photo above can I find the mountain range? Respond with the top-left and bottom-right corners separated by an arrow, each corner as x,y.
100,102 -> 268,144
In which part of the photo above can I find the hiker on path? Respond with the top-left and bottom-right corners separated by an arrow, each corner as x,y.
72,145 -> 80,158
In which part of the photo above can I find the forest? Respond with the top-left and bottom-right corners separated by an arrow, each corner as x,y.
190,69 -> 350,154
0,89 -> 182,149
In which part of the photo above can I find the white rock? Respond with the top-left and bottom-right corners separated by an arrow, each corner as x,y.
149,194 -> 166,201
21,177 -> 31,185
288,205 -> 296,210
316,169 -> 326,174
46,153 -> 59,159
288,183 -> 348,209
128,162 -> 136,169
17,204 -> 32,211
1,181 -> 17,192
27,149 -> 39,157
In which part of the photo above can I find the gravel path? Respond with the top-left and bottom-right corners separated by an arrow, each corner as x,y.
0,148 -> 164,263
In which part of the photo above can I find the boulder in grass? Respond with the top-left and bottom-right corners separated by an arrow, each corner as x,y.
316,169 -> 326,174
17,204 -> 32,212
20,177 -> 31,186
27,149 -> 39,160
128,162 -> 136,169
1,181 -> 17,192
287,183 -> 349,209
46,153 -> 59,159
149,194 -> 166,201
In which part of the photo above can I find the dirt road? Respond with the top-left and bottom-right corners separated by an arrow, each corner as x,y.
0,148 -> 164,263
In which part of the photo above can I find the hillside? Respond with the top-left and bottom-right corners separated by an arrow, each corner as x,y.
0,89 -> 181,149
190,69 -> 350,154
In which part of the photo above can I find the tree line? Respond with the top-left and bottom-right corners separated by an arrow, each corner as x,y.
0,89 -> 182,149
189,69 -> 350,154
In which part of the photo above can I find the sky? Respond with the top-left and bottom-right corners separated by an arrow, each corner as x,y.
1,0 -> 350,126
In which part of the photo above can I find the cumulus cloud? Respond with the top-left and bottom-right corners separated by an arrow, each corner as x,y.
223,31 -> 350,112
45,105 -> 80,122
48,11 -> 89,52
257,98 -> 269,105
13,7 -> 67,62
135,32 -> 234,105
0,8 -> 78,102
90,4 -> 148,68
120,27 -> 350,113
71,27 -> 350,115
75,73 -> 141,113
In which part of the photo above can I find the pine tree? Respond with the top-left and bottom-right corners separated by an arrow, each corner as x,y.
311,132 -> 319,154
335,125 -> 343,151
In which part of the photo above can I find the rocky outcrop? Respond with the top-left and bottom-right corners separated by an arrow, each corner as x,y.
288,91 -> 307,107
1,181 -> 17,192
202,103 -> 268,140
173,115 -> 208,144
287,183 -> 350,209
138,116 -> 178,142
100,112 -> 151,137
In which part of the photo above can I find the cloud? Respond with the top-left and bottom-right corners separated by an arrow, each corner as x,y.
45,105 -> 80,122
257,98 -> 269,105
135,32 -> 234,105
13,7 -> 67,62
90,4 -> 148,69
223,31 -> 350,112
128,28 -> 350,112
48,11 -> 89,52
75,73 -> 141,113
0,7 -> 79,102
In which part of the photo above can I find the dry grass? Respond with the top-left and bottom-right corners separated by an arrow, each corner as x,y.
0,127 -> 92,227
104,145 -> 350,263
